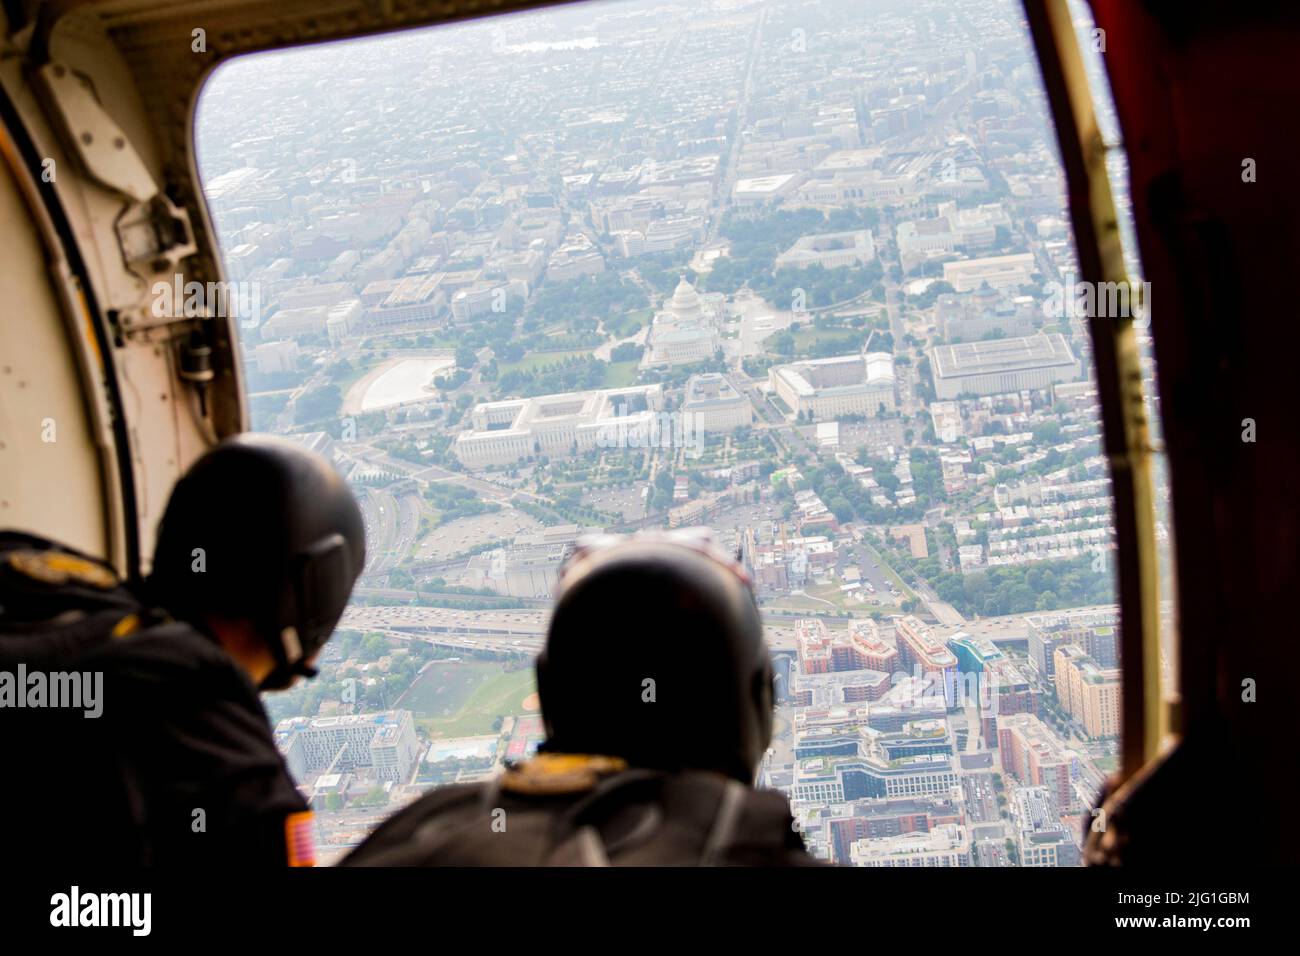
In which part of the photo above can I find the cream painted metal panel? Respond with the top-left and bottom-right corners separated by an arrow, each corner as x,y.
0,136 -> 109,558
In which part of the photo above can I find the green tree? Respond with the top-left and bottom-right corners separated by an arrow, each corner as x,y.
360,633 -> 388,662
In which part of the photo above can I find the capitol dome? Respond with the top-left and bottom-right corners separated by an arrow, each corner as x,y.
666,275 -> 703,322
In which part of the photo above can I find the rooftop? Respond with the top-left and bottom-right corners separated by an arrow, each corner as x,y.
683,373 -> 745,407
932,333 -> 1077,377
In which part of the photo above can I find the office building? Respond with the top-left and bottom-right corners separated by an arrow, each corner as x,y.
935,287 -> 1039,342
252,339 -> 300,375
849,823 -> 971,867
276,710 -> 420,784
1012,786 -> 1081,867
681,374 -> 753,434
929,333 -> 1079,399
775,230 -> 876,270
769,352 -> 896,420
894,616 -> 960,709
824,796 -> 963,864
453,384 -> 665,468
996,713 -> 1076,812
1055,645 -> 1122,739
942,252 -> 1036,292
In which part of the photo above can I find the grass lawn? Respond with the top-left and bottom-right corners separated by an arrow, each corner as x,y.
601,360 -> 640,388
606,308 -> 651,339
326,356 -> 388,398
497,349 -> 592,375
790,326 -> 859,353
766,593 -> 844,613
363,330 -> 461,350
404,660 -> 537,738
806,581 -> 856,608
398,660 -> 498,715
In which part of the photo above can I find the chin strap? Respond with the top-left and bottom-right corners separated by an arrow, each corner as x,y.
258,625 -> 319,690
259,658 -> 318,692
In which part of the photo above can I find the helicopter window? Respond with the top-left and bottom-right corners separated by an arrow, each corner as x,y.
193,0 -> 1175,866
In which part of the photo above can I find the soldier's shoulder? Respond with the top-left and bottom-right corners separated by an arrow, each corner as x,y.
87,616 -> 222,668
725,785 -> 822,866
343,782 -> 488,866
84,617 -> 256,714
0,532 -> 143,650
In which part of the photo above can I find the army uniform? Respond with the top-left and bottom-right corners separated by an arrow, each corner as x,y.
0,532 -> 314,867
345,753 -> 816,866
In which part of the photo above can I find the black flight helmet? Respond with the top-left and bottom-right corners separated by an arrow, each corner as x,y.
536,529 -> 774,783
148,433 -> 366,689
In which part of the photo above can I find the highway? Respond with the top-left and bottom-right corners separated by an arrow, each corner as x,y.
352,586 -> 550,607
339,602 -> 804,653
340,604 -> 548,639
707,2 -> 767,244
359,488 -> 397,574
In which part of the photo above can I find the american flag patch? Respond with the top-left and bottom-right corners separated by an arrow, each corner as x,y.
285,811 -> 316,867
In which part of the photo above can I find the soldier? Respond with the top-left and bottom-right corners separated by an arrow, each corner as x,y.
0,434 -> 364,866
345,529 -> 816,866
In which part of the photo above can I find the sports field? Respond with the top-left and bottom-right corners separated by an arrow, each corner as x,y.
399,660 -> 537,738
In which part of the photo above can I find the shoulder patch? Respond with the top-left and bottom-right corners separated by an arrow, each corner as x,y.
499,753 -> 629,796
285,811 -> 316,867
111,613 -> 142,639
8,550 -> 118,590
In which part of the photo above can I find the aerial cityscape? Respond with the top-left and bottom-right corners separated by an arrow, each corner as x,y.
194,0 -> 1172,865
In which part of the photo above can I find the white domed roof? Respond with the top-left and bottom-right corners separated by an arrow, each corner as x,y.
667,275 -> 702,318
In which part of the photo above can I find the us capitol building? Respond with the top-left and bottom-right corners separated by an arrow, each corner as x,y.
640,276 -> 725,368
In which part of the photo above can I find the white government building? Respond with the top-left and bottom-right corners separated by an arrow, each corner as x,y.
464,526 -> 590,598
453,383 -> 665,468
942,252 -> 1037,293
641,276 -> 723,368
681,373 -> 754,434
929,333 -> 1080,399
774,229 -> 877,270
769,352 -> 896,420
895,202 -> 1011,266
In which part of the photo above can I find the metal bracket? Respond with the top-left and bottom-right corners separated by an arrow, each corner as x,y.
115,193 -> 197,274
38,61 -> 158,203
38,60 -> 197,282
